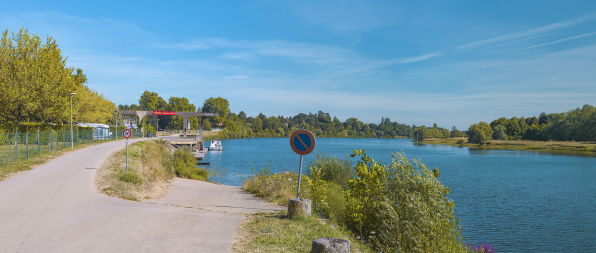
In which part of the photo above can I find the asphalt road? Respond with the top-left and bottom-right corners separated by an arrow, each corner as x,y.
0,138 -> 277,253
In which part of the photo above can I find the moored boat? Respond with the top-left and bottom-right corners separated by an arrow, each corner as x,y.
208,140 -> 223,151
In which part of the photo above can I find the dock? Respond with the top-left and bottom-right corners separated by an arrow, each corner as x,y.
165,134 -> 208,160
195,150 -> 208,160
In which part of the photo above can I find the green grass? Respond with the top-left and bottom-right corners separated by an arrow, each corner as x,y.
234,211 -> 372,253
119,170 -> 143,185
242,164 -> 298,206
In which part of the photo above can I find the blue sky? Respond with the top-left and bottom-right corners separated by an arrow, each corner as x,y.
2,1 -> 596,129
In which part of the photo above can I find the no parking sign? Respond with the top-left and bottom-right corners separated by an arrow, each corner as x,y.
289,129 -> 316,198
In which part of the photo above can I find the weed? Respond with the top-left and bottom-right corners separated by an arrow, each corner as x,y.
307,151 -> 354,188
119,171 -> 143,185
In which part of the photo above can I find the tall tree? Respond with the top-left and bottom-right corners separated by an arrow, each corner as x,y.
202,97 -> 230,124
0,28 -> 83,124
138,91 -> 160,110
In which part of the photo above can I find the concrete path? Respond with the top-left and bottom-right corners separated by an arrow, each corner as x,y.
145,178 -> 282,214
0,138 -> 278,253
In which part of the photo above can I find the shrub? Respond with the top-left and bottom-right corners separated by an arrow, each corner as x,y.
344,150 -> 387,241
325,182 -> 346,221
307,151 -> 354,188
345,150 -> 467,252
304,166 -> 329,216
456,139 -> 465,145
174,147 -> 208,181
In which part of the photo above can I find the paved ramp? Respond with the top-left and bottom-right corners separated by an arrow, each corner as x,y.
0,139 -> 275,253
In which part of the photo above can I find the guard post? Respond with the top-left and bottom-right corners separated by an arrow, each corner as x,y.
288,129 -> 316,219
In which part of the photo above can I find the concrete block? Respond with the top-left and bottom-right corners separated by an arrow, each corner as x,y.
312,238 -> 351,253
287,198 -> 311,219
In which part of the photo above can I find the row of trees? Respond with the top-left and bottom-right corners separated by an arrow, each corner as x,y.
0,28 -> 115,125
121,92 -> 460,140
468,104 -> 596,143
119,91 -> 232,135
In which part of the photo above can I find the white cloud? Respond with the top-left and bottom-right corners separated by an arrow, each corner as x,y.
525,31 -> 596,49
288,0 -> 401,36
398,53 -> 440,63
455,12 -> 596,51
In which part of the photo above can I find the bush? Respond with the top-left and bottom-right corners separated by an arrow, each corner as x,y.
344,150 -> 467,252
307,151 -> 354,188
174,147 -> 208,181
456,139 -> 465,145
325,182 -> 346,221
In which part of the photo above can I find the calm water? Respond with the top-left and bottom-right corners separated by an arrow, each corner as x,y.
202,138 -> 596,252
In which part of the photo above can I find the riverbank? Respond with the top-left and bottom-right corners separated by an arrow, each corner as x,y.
420,137 -> 596,153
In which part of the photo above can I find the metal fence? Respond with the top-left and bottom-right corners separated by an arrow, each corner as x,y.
0,127 -> 144,167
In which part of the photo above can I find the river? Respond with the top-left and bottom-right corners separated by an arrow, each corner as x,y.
201,137 -> 596,252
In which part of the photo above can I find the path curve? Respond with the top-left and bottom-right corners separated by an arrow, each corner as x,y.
0,138 -> 278,253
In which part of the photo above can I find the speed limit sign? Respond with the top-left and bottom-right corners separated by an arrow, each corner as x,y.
122,129 -> 132,139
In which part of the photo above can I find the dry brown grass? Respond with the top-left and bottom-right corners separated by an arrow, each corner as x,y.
95,139 -> 175,201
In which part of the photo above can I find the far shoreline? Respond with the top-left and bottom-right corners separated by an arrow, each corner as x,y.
419,137 -> 596,155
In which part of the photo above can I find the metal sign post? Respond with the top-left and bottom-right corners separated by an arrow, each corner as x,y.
122,129 -> 132,172
289,129 -> 316,198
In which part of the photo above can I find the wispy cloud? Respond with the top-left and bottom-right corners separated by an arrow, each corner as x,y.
288,0 -> 401,35
525,31 -> 596,49
463,34 -> 551,54
455,12 -> 596,51
155,40 -> 210,50
398,53 -> 440,63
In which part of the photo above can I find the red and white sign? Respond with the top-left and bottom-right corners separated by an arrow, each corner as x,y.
122,129 -> 132,139
152,111 -> 175,115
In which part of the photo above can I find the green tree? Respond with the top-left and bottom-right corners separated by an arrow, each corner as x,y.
468,121 -> 493,144
202,97 -> 230,124
201,118 -> 212,131
138,91 -> 159,110
166,97 -> 196,130
492,125 -> 507,140
0,28 -> 83,124
505,118 -> 521,137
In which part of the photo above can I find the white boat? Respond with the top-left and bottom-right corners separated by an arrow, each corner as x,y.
208,140 -> 223,151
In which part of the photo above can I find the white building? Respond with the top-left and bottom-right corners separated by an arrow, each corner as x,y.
77,123 -> 113,140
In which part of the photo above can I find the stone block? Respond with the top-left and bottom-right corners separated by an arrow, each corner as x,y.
287,198 -> 311,219
312,238 -> 351,253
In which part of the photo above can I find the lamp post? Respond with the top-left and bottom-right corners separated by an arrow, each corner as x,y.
70,92 -> 77,148
115,108 -> 118,140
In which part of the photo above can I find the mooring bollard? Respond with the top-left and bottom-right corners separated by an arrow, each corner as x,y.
288,198 -> 311,219
312,238 -> 351,253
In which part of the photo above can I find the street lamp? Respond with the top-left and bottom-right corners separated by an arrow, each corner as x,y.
70,92 -> 76,148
